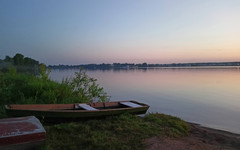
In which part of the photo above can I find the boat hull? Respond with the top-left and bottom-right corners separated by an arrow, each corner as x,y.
5,101 -> 149,121
0,116 -> 46,150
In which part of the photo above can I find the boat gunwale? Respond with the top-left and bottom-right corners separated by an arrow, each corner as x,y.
5,101 -> 149,113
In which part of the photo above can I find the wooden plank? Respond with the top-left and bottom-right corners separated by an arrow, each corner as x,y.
120,102 -> 142,108
78,104 -> 97,111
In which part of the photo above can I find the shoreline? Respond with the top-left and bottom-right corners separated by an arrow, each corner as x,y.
139,114 -> 240,137
189,122 -> 240,139
145,122 -> 240,150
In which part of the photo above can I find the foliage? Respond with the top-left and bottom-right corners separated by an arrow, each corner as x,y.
44,113 -> 190,150
1,53 -> 40,74
62,69 -> 109,102
13,53 -> 24,65
8,67 -> 17,75
0,106 -> 6,118
24,57 -> 39,66
3,53 -> 39,66
0,69 -> 108,107
4,56 -> 13,62
39,63 -> 51,81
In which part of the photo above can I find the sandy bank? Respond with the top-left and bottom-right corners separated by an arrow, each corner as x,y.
145,123 -> 240,150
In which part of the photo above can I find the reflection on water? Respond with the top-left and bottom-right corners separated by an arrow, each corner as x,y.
50,68 -> 240,133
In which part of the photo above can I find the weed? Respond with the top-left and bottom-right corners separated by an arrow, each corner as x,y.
44,113 -> 190,150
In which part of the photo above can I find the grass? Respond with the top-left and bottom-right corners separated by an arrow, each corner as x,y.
43,113 -> 190,150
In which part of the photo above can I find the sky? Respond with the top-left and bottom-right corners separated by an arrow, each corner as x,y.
0,0 -> 240,65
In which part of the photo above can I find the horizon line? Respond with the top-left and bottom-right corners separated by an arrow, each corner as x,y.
49,60 -> 240,66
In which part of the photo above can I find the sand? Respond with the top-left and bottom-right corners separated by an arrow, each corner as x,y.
144,123 -> 240,150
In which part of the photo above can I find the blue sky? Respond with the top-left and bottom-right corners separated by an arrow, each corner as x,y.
0,0 -> 240,65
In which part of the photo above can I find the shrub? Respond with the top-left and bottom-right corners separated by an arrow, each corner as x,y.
0,69 -> 109,106
62,69 -> 109,102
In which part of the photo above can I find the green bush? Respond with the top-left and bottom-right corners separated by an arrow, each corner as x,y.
0,69 -> 108,106
62,69 -> 108,102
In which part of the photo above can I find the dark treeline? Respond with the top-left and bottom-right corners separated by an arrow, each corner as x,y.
1,53 -> 39,66
0,53 -> 42,74
49,61 -> 240,70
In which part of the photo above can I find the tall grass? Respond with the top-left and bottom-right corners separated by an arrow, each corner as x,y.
0,68 -> 108,107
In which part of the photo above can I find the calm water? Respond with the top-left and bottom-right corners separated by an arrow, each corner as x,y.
50,68 -> 240,134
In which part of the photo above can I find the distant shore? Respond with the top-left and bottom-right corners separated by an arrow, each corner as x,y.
48,61 -> 240,70
49,65 -> 240,71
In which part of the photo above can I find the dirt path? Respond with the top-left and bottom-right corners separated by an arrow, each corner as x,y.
144,123 -> 240,150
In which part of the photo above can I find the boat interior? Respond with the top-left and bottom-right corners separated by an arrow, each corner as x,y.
6,101 -> 146,111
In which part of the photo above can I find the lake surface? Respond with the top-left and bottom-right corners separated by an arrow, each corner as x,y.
50,67 -> 240,134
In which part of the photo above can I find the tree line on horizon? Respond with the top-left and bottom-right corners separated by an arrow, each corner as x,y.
1,53 -> 240,71
49,61 -> 240,70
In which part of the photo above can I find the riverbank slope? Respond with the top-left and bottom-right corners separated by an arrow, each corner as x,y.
145,123 -> 240,150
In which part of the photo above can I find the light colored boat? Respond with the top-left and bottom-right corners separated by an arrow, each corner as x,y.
0,116 -> 46,150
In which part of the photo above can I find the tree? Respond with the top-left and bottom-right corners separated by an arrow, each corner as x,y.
24,57 -> 39,66
4,56 -> 13,62
13,53 -> 24,65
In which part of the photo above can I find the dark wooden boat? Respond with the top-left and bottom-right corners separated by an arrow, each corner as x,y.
5,101 -> 149,120
0,116 -> 46,150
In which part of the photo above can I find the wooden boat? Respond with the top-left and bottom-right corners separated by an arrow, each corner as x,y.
0,116 -> 46,150
5,101 -> 149,120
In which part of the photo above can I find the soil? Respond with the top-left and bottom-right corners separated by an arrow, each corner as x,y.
144,123 -> 240,150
